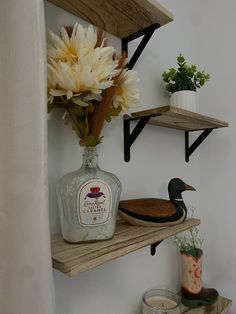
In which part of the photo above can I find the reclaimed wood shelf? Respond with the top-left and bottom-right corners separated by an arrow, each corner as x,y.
124,106 -> 229,131
123,106 -> 229,162
47,0 -> 173,39
51,218 -> 200,277
181,295 -> 232,314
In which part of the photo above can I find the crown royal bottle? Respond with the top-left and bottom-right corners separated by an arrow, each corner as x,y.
56,147 -> 122,243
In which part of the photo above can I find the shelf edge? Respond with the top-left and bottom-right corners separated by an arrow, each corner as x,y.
52,218 -> 200,277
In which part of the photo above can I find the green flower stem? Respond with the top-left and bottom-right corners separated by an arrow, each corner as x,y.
66,108 -> 83,139
58,97 -> 84,139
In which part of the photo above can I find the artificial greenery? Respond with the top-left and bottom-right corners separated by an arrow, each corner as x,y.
172,227 -> 203,258
172,207 -> 203,258
162,54 -> 210,94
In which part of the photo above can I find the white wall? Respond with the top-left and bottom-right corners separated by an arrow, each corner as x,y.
45,1 -> 231,313
194,1 -> 235,312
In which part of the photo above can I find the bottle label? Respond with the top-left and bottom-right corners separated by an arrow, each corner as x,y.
77,179 -> 112,226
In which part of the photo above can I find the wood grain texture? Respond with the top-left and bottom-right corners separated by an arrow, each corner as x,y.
124,106 -> 229,131
119,198 -> 177,217
47,0 -> 173,38
181,296 -> 232,313
51,218 -> 200,276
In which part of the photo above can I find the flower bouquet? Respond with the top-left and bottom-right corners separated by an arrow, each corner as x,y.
47,23 -> 139,146
47,23 -> 139,243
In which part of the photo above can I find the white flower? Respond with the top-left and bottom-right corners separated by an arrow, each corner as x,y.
47,24 -> 118,103
47,24 -> 97,64
112,69 -> 140,113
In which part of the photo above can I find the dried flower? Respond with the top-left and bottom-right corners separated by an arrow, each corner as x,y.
171,207 -> 203,257
47,23 -> 140,146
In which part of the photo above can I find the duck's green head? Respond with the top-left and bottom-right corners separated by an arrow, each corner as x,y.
168,178 -> 196,201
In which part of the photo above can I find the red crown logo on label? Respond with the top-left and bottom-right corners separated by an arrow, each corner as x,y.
90,187 -> 100,194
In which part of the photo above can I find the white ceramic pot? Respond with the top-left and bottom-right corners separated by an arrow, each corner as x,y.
170,90 -> 197,112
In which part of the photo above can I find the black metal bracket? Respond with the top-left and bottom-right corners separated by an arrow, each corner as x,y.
185,129 -> 214,162
122,23 -> 160,70
124,116 -> 152,162
150,241 -> 163,256
124,120 -> 215,162
122,24 -> 160,161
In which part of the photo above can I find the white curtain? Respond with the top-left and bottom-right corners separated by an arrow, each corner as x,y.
0,1 -> 55,314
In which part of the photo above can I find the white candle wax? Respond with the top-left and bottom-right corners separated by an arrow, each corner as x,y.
146,296 -> 177,308
142,296 -> 179,314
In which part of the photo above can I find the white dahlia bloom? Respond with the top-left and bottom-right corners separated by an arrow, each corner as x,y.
47,24 -> 118,103
112,69 -> 140,113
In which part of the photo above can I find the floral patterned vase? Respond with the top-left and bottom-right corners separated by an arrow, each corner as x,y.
181,249 -> 218,308
56,146 -> 122,243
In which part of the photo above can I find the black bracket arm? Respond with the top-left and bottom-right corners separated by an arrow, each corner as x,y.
150,241 -> 163,256
185,129 -> 214,162
122,23 -> 160,70
124,116 -> 152,162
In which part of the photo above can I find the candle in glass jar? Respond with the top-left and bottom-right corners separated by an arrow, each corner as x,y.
146,296 -> 178,309
142,289 -> 180,314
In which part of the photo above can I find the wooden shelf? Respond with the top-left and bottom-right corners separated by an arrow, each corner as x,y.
51,218 -> 200,277
181,295 -> 232,313
47,0 -> 173,39
123,105 -> 228,162
124,106 -> 229,131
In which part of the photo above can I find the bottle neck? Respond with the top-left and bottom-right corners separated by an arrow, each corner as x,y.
82,147 -> 99,168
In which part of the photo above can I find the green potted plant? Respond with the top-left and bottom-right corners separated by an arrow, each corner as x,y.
172,227 -> 218,308
162,54 -> 210,112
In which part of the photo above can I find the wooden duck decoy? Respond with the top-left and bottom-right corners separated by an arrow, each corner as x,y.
119,178 -> 195,227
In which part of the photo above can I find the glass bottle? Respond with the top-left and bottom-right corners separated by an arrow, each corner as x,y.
56,147 -> 122,243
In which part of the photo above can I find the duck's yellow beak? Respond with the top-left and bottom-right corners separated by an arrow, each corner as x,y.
185,184 -> 196,191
